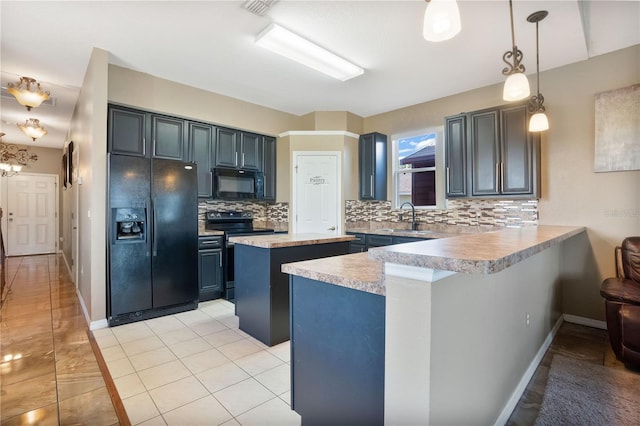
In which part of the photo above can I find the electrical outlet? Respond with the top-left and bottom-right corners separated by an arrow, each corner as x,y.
525,312 -> 531,326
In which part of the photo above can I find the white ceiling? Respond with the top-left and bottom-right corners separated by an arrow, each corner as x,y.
1,1 -> 638,149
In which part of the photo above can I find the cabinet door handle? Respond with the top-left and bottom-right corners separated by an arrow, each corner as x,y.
500,162 -> 504,192
370,175 -> 374,192
446,167 -> 450,192
219,254 -> 222,268
242,153 -> 245,167
495,163 -> 500,192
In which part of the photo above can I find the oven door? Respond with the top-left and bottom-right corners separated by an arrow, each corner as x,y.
213,168 -> 264,200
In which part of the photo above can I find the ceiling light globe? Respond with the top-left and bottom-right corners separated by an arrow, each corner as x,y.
503,72 -> 530,101
423,0 -> 461,42
529,112 -> 549,132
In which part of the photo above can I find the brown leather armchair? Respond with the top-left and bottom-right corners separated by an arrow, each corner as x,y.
600,236 -> 640,371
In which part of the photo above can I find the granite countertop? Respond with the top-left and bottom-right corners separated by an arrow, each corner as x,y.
282,252 -> 385,296
367,225 -> 586,274
229,233 -> 356,249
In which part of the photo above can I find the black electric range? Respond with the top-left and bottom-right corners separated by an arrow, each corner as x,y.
205,211 -> 274,301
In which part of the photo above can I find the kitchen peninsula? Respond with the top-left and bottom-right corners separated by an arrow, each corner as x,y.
230,233 -> 355,346
282,225 -> 586,425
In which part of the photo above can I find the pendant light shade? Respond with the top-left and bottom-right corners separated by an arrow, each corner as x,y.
7,76 -> 50,111
529,111 -> 549,132
423,0 -> 461,42
501,0 -> 529,101
527,10 -> 549,132
17,118 -> 48,141
503,72 -> 530,101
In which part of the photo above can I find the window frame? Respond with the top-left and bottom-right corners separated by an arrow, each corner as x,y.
391,126 -> 446,210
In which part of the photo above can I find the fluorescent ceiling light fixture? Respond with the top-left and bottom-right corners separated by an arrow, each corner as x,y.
256,23 -> 364,81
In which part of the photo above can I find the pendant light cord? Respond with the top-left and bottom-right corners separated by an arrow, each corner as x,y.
509,0 -> 516,48
535,20 -> 540,96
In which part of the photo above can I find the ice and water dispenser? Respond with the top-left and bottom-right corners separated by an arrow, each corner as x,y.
113,208 -> 146,242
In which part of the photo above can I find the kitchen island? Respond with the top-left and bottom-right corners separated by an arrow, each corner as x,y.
282,225 -> 586,425
230,233 -> 354,346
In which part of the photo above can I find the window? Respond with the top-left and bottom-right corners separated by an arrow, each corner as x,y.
393,128 -> 444,209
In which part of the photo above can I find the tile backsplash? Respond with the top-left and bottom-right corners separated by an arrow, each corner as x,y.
198,200 -> 289,231
345,199 -> 538,228
198,198 -> 537,232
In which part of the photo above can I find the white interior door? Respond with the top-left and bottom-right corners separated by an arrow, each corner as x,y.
293,152 -> 341,234
7,173 -> 58,256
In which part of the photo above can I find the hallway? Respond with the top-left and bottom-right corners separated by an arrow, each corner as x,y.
0,254 -> 121,425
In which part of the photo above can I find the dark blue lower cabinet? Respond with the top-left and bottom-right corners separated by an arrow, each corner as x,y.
290,276 -> 385,426
235,242 -> 350,346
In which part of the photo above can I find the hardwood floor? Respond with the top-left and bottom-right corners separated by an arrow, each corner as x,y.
0,254 -> 121,425
1,253 -> 636,425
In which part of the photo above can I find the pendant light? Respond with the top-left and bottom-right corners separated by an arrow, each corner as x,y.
423,0 -> 461,42
527,10 -> 549,132
501,0 -> 530,101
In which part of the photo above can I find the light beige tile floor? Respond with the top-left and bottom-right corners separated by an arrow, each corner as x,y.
93,300 -> 301,426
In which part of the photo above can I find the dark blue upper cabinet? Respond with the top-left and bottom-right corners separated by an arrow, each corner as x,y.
108,106 -> 147,157
359,132 -> 387,201
151,115 -> 187,161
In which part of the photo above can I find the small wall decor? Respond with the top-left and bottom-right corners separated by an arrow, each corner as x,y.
62,153 -> 68,189
67,141 -> 74,186
594,84 -> 640,172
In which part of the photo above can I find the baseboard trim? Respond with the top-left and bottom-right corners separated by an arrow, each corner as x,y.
563,314 -> 607,330
76,287 -> 107,330
494,315 -> 564,426
90,318 -> 109,330
61,251 -> 73,279
76,287 -> 91,327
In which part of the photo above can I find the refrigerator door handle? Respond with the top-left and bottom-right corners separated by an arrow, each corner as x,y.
152,199 -> 158,257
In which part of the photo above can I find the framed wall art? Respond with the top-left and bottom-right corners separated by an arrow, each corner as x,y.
594,84 -> 640,172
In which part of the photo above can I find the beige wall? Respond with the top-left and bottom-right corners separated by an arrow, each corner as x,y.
108,65 -> 301,138
301,111 -> 364,133
366,45 -> 640,322
67,47 -> 109,324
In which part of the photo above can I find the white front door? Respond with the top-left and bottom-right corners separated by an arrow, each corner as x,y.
7,173 -> 58,256
293,152 -> 341,234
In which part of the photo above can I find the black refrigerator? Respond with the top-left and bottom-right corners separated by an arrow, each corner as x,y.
107,154 -> 199,326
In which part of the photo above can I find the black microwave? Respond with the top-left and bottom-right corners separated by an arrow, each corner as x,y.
213,167 -> 264,200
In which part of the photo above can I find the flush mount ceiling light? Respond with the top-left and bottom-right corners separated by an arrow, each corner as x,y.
501,0 -> 530,101
527,10 -> 549,132
255,23 -> 364,82
423,0 -> 461,42
17,118 -> 47,141
7,76 -> 50,111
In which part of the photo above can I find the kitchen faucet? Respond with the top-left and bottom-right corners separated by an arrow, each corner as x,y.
399,202 -> 418,230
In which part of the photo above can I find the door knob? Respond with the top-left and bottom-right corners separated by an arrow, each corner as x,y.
328,226 -> 336,231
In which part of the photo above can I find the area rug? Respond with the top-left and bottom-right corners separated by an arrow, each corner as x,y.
535,354 -> 640,425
